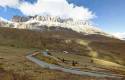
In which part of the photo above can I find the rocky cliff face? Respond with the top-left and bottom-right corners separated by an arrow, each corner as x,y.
0,16 -> 112,37
11,16 -> 30,22
9,15 -> 108,35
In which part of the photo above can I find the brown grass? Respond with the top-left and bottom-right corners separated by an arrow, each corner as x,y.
0,69 -> 32,80
0,27 -> 125,80
35,53 -> 59,65
0,44 -> 119,80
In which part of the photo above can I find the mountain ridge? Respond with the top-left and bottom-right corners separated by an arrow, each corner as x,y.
0,16 -> 106,34
0,15 -> 123,40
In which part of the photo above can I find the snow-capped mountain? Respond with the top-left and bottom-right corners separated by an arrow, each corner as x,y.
112,33 -> 125,40
0,17 -> 13,23
10,15 -> 108,34
0,17 -> 15,28
0,15 -> 112,36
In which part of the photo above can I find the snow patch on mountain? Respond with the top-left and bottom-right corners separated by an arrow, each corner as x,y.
112,33 -> 125,40
0,16 -> 110,36
0,17 -> 13,23
22,15 -> 105,34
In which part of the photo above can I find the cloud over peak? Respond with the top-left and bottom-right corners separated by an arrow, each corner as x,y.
0,0 -> 20,8
0,0 -> 95,20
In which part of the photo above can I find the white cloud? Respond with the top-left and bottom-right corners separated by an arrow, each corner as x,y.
19,0 -> 95,20
0,0 -> 95,20
0,0 -> 20,8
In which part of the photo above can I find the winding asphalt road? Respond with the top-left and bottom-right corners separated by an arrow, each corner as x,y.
26,53 -> 124,79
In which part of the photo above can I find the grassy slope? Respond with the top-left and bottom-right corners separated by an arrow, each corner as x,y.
35,53 -> 59,65
0,27 -> 125,65
0,27 -> 125,79
0,46 -> 109,80
89,41 -> 125,65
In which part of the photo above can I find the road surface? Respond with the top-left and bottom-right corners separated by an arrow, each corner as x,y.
26,54 -> 124,79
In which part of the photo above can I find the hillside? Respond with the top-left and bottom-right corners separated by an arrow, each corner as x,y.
1,45 -> 100,80
1,27 -> 124,80
0,27 -> 125,66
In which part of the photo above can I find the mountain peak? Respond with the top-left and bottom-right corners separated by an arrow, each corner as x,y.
0,15 -> 112,37
10,15 -> 106,34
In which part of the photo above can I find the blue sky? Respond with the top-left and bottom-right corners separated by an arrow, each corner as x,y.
0,0 -> 125,33
68,0 -> 125,33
